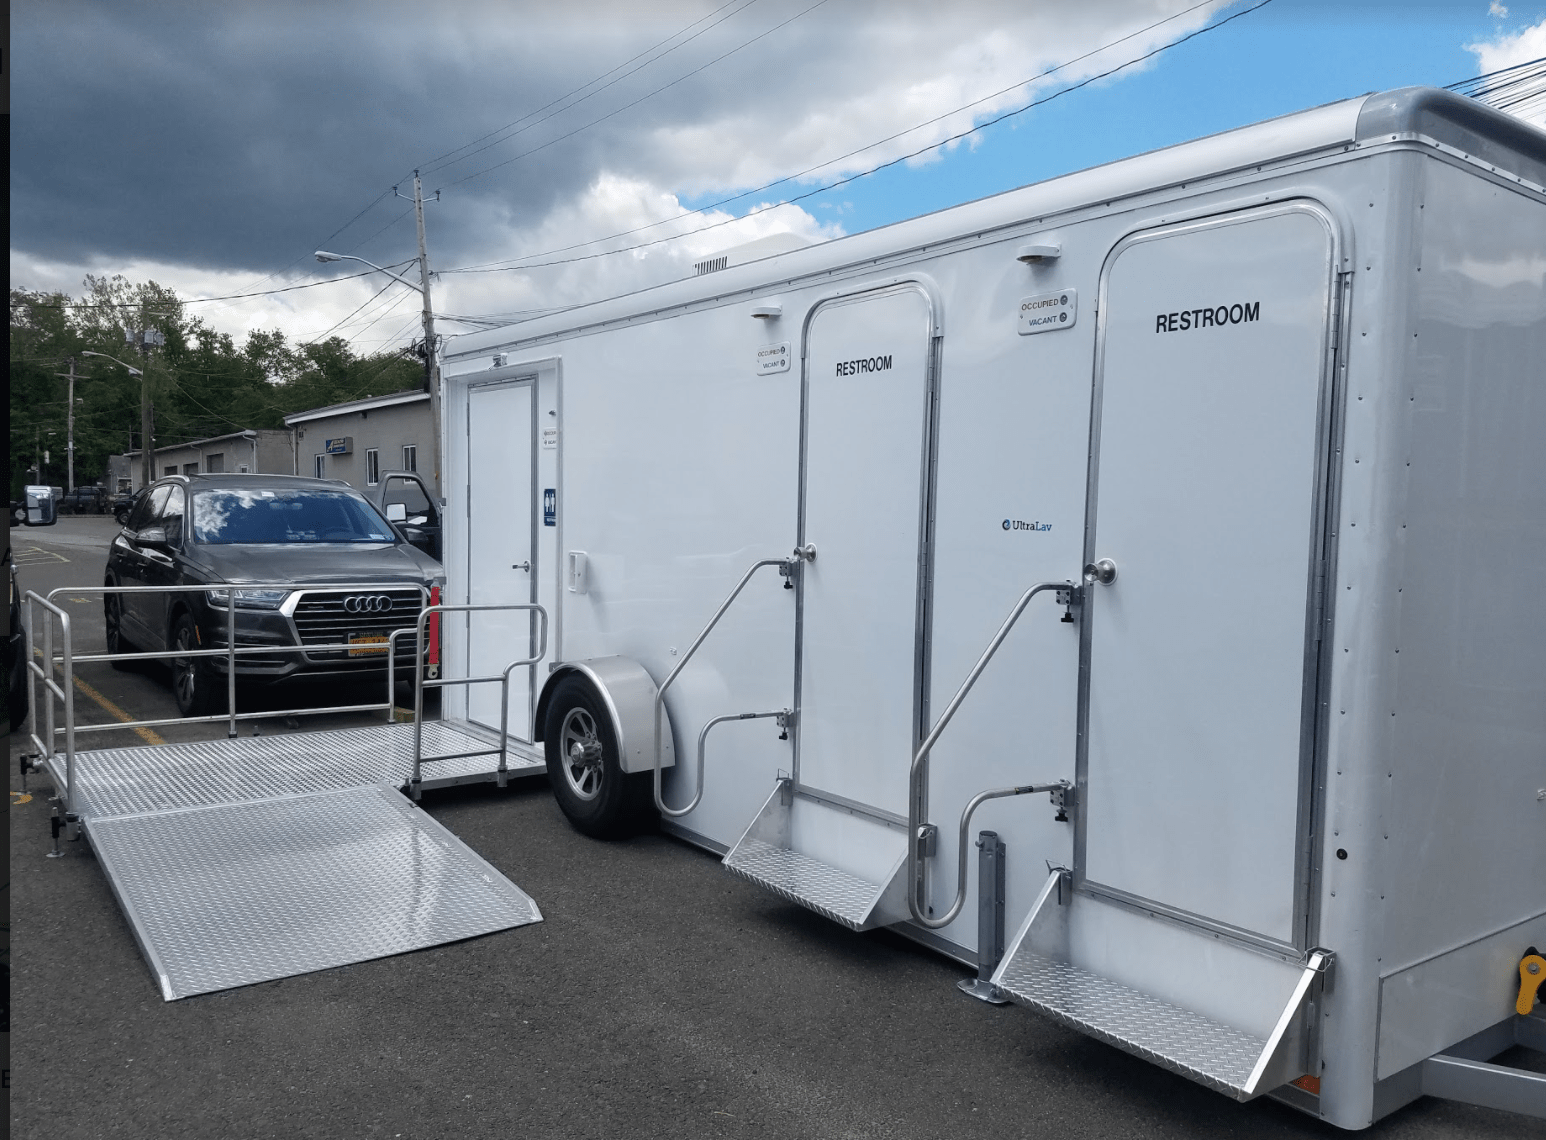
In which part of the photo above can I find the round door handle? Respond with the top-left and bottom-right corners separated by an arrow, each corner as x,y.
1083,558 -> 1117,586
512,561 -> 531,572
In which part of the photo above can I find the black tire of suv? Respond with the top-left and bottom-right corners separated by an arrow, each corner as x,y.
542,674 -> 655,839
104,592 -> 139,671
170,611 -> 222,717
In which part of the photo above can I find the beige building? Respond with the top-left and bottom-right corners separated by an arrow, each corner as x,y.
283,389 -> 431,492
119,429 -> 292,492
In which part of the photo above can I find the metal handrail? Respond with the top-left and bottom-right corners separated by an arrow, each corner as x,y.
25,581 -> 432,812
405,602 -> 548,793
650,548 -> 809,816
907,580 -> 1073,929
40,581 -> 430,739
659,708 -> 789,818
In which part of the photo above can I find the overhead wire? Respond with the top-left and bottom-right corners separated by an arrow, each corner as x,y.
449,0 -> 1228,273
445,0 -> 1273,277
417,0 -> 764,179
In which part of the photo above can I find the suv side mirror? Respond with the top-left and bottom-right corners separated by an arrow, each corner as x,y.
137,526 -> 171,550
386,502 -> 407,522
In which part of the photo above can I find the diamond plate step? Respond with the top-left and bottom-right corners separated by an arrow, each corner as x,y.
723,779 -> 908,931
994,949 -> 1269,1098
990,871 -> 1329,1101
88,784 -> 542,1000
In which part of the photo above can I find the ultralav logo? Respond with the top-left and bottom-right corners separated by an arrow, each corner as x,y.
1003,518 -> 1052,532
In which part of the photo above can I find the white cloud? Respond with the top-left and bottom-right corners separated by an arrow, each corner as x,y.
12,0 -> 1231,348
1489,2 -> 1508,18
1467,17 -> 1546,127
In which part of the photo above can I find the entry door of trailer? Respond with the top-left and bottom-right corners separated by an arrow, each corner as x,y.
797,284 -> 937,817
466,378 -> 537,739
1081,203 -> 1336,951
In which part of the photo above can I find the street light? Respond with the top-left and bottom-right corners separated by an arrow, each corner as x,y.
82,350 -> 153,490
314,247 -> 443,503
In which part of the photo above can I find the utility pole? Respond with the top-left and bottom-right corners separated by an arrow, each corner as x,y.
403,170 -> 442,503
52,358 -> 79,492
130,328 -> 164,490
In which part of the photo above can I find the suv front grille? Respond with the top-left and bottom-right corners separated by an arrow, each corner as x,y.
291,588 -> 426,655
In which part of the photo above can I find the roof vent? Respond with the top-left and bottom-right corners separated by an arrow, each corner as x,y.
693,232 -> 815,277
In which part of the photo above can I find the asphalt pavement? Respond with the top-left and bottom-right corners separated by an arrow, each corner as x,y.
8,521 -> 1543,1140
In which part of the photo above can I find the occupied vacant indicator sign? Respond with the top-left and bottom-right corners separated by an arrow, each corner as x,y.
757,342 -> 791,375
324,437 -> 352,455
1018,288 -> 1077,335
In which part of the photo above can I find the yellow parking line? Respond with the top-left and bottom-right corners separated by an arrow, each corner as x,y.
71,675 -> 166,746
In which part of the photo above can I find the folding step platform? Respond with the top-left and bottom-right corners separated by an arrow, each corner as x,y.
39,720 -> 545,1000
723,778 -> 910,931
990,870 -> 1329,1101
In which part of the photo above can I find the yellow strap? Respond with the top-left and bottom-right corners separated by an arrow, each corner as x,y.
1518,954 -> 1546,1017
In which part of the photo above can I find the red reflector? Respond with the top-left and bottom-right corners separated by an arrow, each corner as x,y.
428,586 -> 441,665
1290,1074 -> 1321,1095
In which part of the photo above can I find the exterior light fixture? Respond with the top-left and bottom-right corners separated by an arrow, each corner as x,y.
1016,242 -> 1062,264
750,303 -> 782,319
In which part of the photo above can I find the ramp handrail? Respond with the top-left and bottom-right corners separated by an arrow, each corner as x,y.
402,602 -> 549,795
907,580 -> 1074,929
25,581 -> 433,812
651,547 -> 811,816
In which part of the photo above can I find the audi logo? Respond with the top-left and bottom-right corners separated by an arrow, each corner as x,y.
343,594 -> 395,613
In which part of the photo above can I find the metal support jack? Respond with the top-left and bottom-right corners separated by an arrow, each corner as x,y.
958,830 -> 1009,1004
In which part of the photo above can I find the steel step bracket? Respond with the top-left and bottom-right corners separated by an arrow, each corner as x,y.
723,778 -> 910,931
990,869 -> 1330,1101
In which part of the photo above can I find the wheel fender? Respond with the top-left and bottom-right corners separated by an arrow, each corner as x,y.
536,656 -> 676,773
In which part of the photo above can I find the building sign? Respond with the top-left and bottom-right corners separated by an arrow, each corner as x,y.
544,488 -> 556,526
324,437 -> 353,455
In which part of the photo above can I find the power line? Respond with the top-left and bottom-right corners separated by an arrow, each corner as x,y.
449,0 -> 1226,274
417,0 -> 763,179
443,0 -> 834,189
446,0 -> 1271,279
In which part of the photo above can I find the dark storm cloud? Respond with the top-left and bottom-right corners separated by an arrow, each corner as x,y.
12,1 -> 794,273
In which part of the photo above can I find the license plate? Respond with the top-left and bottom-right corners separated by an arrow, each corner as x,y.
348,634 -> 390,657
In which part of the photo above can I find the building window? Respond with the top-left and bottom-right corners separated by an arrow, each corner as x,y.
402,445 -> 417,473
206,453 -> 224,474
238,464 -> 249,473
366,448 -> 380,485
183,462 -> 198,475
164,465 -> 178,476
314,454 -> 326,478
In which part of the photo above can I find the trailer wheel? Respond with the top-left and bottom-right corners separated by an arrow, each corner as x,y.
543,674 -> 652,838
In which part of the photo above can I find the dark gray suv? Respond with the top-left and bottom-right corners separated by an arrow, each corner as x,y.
105,473 -> 443,715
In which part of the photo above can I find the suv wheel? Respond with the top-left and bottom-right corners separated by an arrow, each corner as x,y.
171,612 -> 221,716
105,592 -> 139,671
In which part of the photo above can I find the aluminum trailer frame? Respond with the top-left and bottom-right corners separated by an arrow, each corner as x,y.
437,88 -> 1546,1128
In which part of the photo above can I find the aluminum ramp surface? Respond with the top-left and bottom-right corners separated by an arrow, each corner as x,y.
46,721 -> 545,819
43,720 -> 545,1000
91,785 -> 541,1000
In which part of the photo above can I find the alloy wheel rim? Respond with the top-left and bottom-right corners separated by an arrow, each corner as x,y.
560,708 -> 604,801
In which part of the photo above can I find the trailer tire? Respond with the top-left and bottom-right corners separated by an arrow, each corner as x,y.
543,674 -> 653,839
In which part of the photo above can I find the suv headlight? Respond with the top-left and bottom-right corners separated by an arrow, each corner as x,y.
207,588 -> 290,609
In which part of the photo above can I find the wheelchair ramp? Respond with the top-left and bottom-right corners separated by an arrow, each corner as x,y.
723,779 -> 909,931
90,784 -> 542,1001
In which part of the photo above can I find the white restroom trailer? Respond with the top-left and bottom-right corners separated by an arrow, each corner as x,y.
437,88 -> 1546,1128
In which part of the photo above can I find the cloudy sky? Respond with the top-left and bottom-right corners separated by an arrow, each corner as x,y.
11,0 -> 1545,354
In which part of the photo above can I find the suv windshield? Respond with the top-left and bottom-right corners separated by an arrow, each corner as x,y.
191,488 -> 396,545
